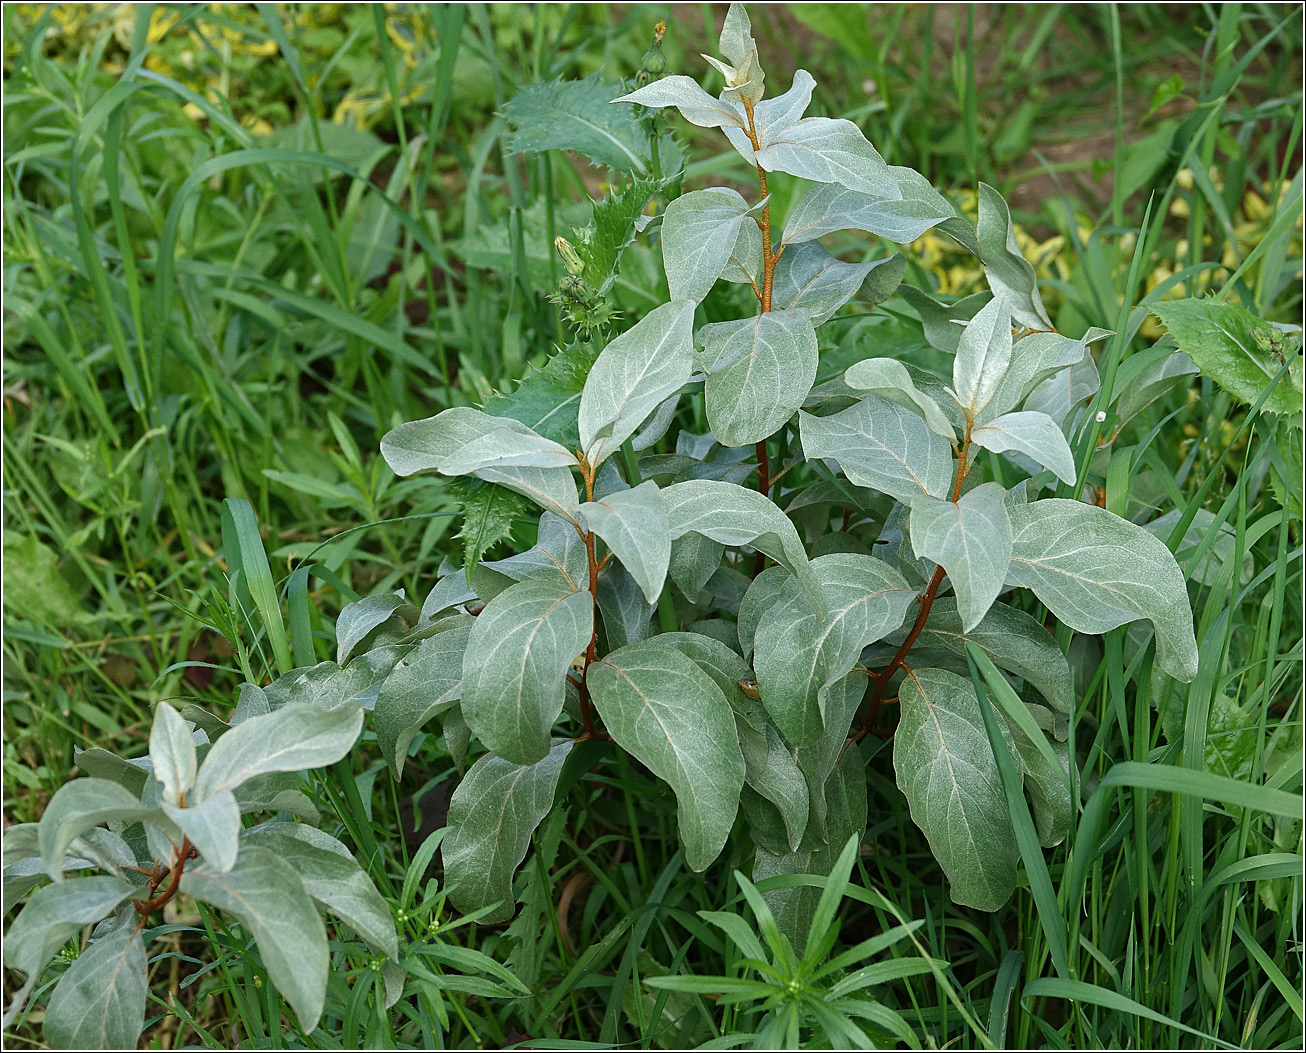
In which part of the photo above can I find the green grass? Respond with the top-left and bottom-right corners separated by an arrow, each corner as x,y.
3,3 -> 1302,1049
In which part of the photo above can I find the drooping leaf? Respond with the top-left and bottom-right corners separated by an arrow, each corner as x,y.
976,184 -> 1052,331
335,593 -> 409,665
504,74 -> 653,175
42,922 -> 147,1051
1006,500 -> 1199,682
662,479 -> 826,619
739,721 -> 810,854
971,410 -> 1078,484
181,846 -> 328,1031
799,394 -> 954,505
380,407 -> 572,478
1023,352 -> 1101,430
613,76 -> 745,130
770,242 -> 899,326
578,299 -> 696,466
596,561 -> 655,649
844,356 -> 957,442
191,703 -> 364,802
910,483 -> 1013,632
460,577 -> 592,766
754,117 -> 898,198
1010,732 -> 1073,848
588,642 -> 746,871
148,704 -> 196,807
241,825 -> 399,959
38,780 -> 156,882
782,167 -> 953,245
1150,297 -> 1302,417
952,293 -> 1014,421
898,286 -> 990,355
754,554 -> 914,746
162,790 -> 241,874
668,532 -> 726,603
581,481 -> 670,603
700,308 -> 819,447
793,671 -> 867,846
894,668 -> 1020,911
442,740 -> 573,923
375,627 -> 470,777
660,189 -> 751,303
737,565 -> 793,661
3,876 -> 138,981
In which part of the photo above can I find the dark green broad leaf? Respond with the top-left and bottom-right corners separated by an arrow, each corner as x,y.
43,922 -> 147,1051
662,479 -> 826,620
241,825 -> 398,959
182,845 -> 327,1031
976,183 -> 1053,331
909,482 -> 1013,632
581,481 -> 670,603
754,554 -> 914,747
660,188 -> 752,304
971,410 -> 1077,484
482,338 -> 602,447
38,779 -> 156,882
504,74 -> 654,175
1151,297 -> 1302,417
191,702 -> 364,803
771,242 -> 902,326
375,626 -> 470,777
588,642 -> 745,872
906,598 -> 1075,715
799,393 -> 954,505
442,740 -> 573,923
699,308 -> 819,447
668,532 -> 725,603
1010,732 -> 1072,848
1006,500 -> 1198,682
781,165 -> 953,245
754,117 -> 898,198
460,577 -> 592,766
894,668 -> 1020,911
162,789 -> 240,874
578,299 -> 696,466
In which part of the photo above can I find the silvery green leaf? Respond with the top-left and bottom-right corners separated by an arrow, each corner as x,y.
38,780 -> 156,882
162,789 -> 240,874
283,647 -> 409,713
182,845 -> 327,1031
241,826 -> 398,959
909,483 -> 1013,632
755,118 -> 898,197
589,643 -> 745,872
192,702 -> 364,802
719,2 -> 756,67
700,309 -> 819,447
740,722 -> 810,854
702,51 -> 764,107
443,706 -> 471,774
442,740 -> 572,923
596,561 -> 654,650
375,627 -> 469,777
72,747 -> 150,797
42,921 -> 147,1051
782,168 -> 951,245
1111,346 -> 1198,425
482,512 -> 589,591
844,357 -> 957,442
899,286 -> 990,354
660,189 -> 751,303
972,410 -> 1078,484
908,598 -> 1075,715
1144,508 -> 1253,588
1010,732 -> 1072,848
735,567 -> 787,663
722,69 -> 816,161
952,293 -> 1014,420
579,299 -> 696,465
632,392 -> 682,450
422,574 -> 477,622
1006,500 -> 1199,681
1023,352 -> 1101,430
149,703 -> 196,807
976,183 -> 1052,331
795,672 -> 867,846
754,554 -> 914,746
770,242 -> 892,326
3,875 -> 138,981
581,481 -> 670,603
613,76 -> 746,129
469,464 -> 581,524
460,577 -> 592,765
677,429 -> 718,460
799,394 -> 954,504
381,407 -> 571,478
721,218 -> 762,285
987,328 -> 1112,423
335,593 -> 408,664
231,683 -> 270,725
668,532 -> 725,603
663,479 -> 826,619
894,668 -> 1020,911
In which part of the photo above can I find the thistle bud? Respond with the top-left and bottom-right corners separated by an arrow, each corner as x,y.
554,236 -> 585,277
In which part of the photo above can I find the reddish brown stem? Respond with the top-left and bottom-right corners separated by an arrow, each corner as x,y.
576,454 -> 601,739
741,100 -> 779,504
134,839 -> 195,918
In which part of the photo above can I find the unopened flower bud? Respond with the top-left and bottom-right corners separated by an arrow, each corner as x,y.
555,236 -> 585,277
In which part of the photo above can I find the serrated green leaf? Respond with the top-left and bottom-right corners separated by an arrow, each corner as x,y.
578,179 -> 663,292
453,479 -> 527,572
589,642 -> 745,871
482,340 -> 601,446
894,668 -> 1020,911
442,740 -> 573,923
43,922 -> 146,1051
504,74 -> 652,175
